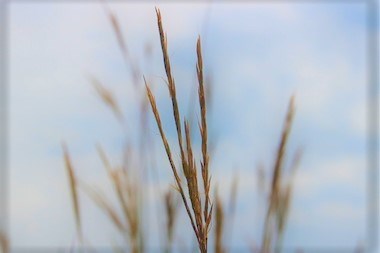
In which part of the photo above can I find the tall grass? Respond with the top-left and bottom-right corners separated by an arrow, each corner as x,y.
62,143 -> 82,242
63,7 -> 301,253
163,188 -> 179,253
261,96 -> 301,253
145,8 -> 212,253
0,231 -> 8,253
213,176 -> 238,253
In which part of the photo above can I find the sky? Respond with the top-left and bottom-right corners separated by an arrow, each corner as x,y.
6,1 -> 375,252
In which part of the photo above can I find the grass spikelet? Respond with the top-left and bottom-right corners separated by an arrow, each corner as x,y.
155,8 -> 187,172
89,76 -> 124,123
62,142 -> 82,241
103,4 -> 140,85
270,95 -> 295,205
96,144 -> 113,174
197,37 -> 211,237
102,3 -> 128,59
275,148 -> 303,250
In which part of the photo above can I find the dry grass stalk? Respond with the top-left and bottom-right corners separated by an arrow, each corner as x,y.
103,4 -> 140,85
214,176 -> 239,253
104,7 -> 150,252
197,38 -> 212,235
62,143 -> 83,241
103,7 -> 155,249
145,8 -> 212,253
63,142 -> 141,253
261,95 -> 301,253
164,189 -> 179,253
155,9 -> 187,172
65,140 -> 142,253
104,5 -> 129,60
275,148 -> 302,250
89,76 -> 124,124
61,6 -> 304,253
96,145 -> 141,253
63,6 -> 166,253
0,232 -> 8,253
214,190 -> 224,253
80,182 -> 127,235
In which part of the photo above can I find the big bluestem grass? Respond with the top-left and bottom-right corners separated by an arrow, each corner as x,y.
145,8 -> 213,253
62,6 -> 301,253
0,231 -> 8,253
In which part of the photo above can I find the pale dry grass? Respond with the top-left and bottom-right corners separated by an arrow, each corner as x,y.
63,144 -> 143,253
145,8 -> 212,253
80,182 -> 127,235
103,3 -> 140,85
62,4 -> 152,253
89,76 -> 124,124
62,142 -> 83,242
214,190 -> 225,253
261,96 -> 302,253
0,231 -> 8,253
61,6 -> 303,253
214,175 -> 238,253
164,188 -> 179,253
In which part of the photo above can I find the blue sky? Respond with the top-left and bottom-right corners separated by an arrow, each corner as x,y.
7,1 -> 373,251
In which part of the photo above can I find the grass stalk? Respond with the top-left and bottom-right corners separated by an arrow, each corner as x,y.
164,189 -> 179,253
261,95 -> 298,253
62,143 -> 83,242
0,231 -> 8,253
145,8 -> 213,253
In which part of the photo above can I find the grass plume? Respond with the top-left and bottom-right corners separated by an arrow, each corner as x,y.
62,142 -> 83,242
145,8 -> 213,253
261,95 -> 302,253
61,6 -> 304,253
102,3 -> 140,85
164,188 -> 179,253
214,190 -> 225,253
0,231 -> 8,253
95,144 -> 141,253
214,176 -> 239,253
80,182 -> 127,235
89,76 -> 124,124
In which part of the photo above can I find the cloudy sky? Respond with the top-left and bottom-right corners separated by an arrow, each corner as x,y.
7,1 -> 373,252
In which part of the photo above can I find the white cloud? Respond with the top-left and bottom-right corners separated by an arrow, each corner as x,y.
349,99 -> 367,136
295,156 -> 366,198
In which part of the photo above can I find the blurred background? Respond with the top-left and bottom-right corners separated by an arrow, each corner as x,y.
3,1 -> 374,252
